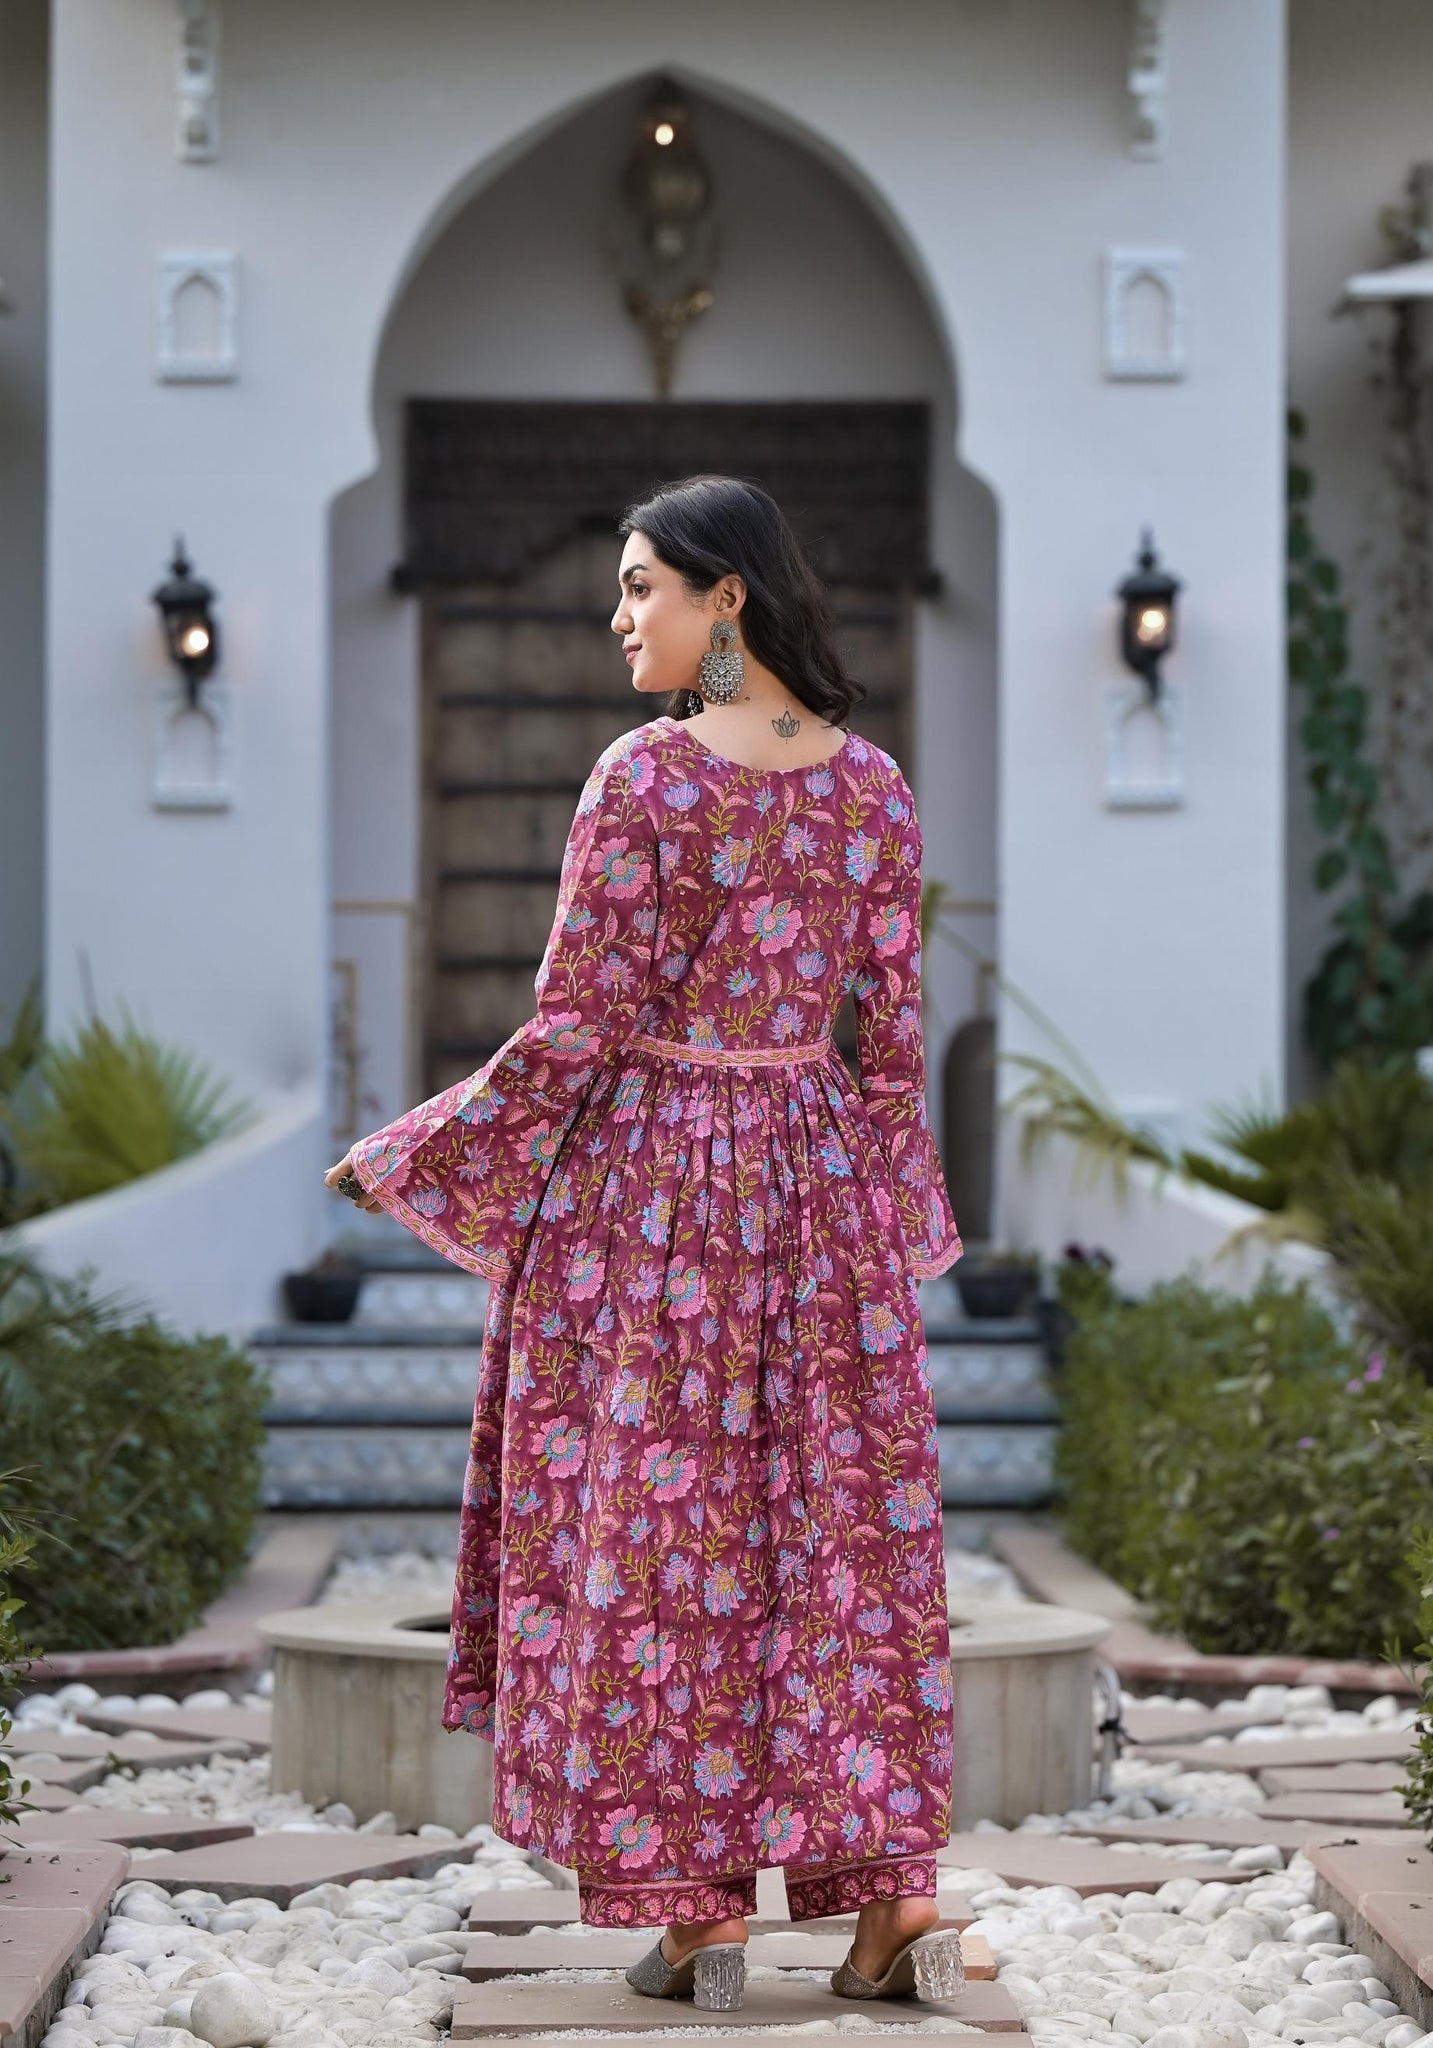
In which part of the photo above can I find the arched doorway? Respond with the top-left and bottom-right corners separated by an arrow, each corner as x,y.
328,70 -> 996,1139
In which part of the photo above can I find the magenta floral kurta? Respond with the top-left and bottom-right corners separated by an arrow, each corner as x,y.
349,712 -> 963,1926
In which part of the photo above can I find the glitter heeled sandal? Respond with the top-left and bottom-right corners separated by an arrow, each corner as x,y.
830,1920 -> 965,2002
624,1934 -> 747,2010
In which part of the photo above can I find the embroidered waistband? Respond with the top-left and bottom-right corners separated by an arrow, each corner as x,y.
628,1031 -> 834,1067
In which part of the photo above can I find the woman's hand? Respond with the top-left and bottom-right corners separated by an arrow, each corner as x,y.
324,1149 -> 385,1213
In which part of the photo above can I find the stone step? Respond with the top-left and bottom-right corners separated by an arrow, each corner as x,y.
1261,1763 -> 1408,1794
253,1338 -> 482,1424
940,1833 -> 1237,1894
448,1973 -> 1022,2035
1308,1835 -> 1433,2033
136,1830 -> 484,1904
1123,1702 -> 1288,1745
1261,1788 -> 1413,1826
0,1841 -> 130,2048
459,1929 -> 994,1978
926,1340 -> 1058,1424
73,1704 -> 272,1752
1075,1815 -> 1416,1853
1135,1729 -> 1414,1773
935,1423 -> 1056,1507
261,1425 -> 472,1509
9,1810 -> 254,1852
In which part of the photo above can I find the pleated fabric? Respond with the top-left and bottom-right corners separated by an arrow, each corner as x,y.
349,712 -> 963,1922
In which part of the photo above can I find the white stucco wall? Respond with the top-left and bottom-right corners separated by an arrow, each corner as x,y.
0,0 -> 49,1041
44,0 -> 1287,1278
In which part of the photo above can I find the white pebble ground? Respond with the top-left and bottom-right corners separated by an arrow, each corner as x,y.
7,1568 -> 1426,2047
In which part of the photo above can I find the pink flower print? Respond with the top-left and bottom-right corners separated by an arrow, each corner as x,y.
702,1562 -> 745,1616
598,1805 -> 663,1867
679,1365 -> 709,1409
639,1439 -> 698,1500
452,1690 -> 494,1735
361,1139 -> 404,1181
511,1596 -> 562,1655
857,1602 -> 894,1635
693,1742 -> 746,1796
518,1705 -> 553,1752
720,1384 -> 756,1436
838,1734 -> 889,1790
867,899 -> 912,956
858,1300 -> 909,1354
781,820 -> 818,860
662,776 -> 701,809
565,1244 -> 605,1299
738,1202 -> 766,1253
609,1370 -> 649,1425
742,892 -> 804,957
663,1259 -> 706,1317
884,1478 -> 938,1531
622,1620 -> 678,1685
845,833 -> 881,884
596,836 -> 651,898
753,1620 -> 793,1675
505,1781 -> 534,1836
827,1559 -> 857,1612
538,1012 -> 598,1060
887,1784 -> 923,1815
640,1191 -> 674,1245
917,1656 -> 953,1713
533,1415 -> 587,1475
712,833 -> 754,886
830,1426 -> 862,1457
755,1798 -> 808,1859
851,1661 -> 889,1701
795,947 -> 827,979
619,748 -> 657,798
660,1551 -> 696,1592
408,1184 -> 448,1217
562,1735 -> 599,1790
583,1553 -> 625,1608
694,1817 -> 729,1861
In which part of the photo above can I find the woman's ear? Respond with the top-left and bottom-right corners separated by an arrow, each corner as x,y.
714,573 -> 747,619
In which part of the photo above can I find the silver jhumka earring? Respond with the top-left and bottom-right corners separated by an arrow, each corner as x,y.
698,617 -> 744,704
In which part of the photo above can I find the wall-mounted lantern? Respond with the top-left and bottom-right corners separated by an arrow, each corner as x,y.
1116,528 -> 1181,698
151,536 -> 220,706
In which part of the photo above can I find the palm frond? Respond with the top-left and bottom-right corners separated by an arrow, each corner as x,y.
1001,1052 -> 1176,1203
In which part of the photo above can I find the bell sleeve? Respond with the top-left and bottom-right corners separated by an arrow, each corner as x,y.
345,736 -> 659,1282
851,791 -> 964,1280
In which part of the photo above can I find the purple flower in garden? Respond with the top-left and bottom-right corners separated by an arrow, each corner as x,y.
1296,1435 -> 1315,1449
1322,1526 -> 1340,1542
1365,1351 -> 1386,1381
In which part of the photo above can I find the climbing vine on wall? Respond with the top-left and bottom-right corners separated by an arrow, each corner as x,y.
1287,408 -> 1433,1065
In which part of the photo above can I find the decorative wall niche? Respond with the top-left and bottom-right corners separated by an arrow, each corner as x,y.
1104,248 -> 1185,380
158,251 -> 238,381
152,678 -> 233,811
1104,678 -> 1183,809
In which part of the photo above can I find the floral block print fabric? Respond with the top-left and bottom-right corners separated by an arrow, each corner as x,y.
348,712 -> 963,1924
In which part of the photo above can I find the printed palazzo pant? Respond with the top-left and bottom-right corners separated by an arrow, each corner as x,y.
576,1848 -> 939,1927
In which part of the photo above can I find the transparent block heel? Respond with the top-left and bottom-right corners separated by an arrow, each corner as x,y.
692,1943 -> 747,2010
911,1928 -> 966,2002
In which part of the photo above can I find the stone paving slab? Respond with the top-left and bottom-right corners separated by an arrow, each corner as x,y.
1122,1703 -> 1287,1745
1134,1730 -> 1413,1773
468,1891 -> 583,1932
1260,1763 -> 1407,1794
137,1830 -> 481,1903
3,1730 -> 247,1769
1309,1836 -> 1433,2032
9,1781 -> 85,1812
3,1758 -> 107,1792
73,1704 -> 272,1752
0,1843 -> 130,2048
459,1929 -> 994,1980
1261,1789 -> 1412,1825
1077,1814 -> 1419,1853
449,1976 -> 1022,2035
454,2040 -> 1032,2048
12,1807 -> 255,1851
939,1833 -> 1234,1895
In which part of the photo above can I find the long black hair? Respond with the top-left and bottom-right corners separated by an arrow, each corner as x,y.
617,474 -> 866,728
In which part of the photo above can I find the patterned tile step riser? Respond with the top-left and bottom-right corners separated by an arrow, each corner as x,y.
354,1272 -> 492,1326
926,1341 -> 1057,1422
262,1423 -> 1054,1510
258,1346 -> 482,1423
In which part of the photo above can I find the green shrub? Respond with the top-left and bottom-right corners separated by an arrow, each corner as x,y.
0,996 -> 255,1210
0,1476 -> 39,1848
0,1248 -> 268,1651
1055,1266 -> 1433,1658
1397,1517 -> 1433,1844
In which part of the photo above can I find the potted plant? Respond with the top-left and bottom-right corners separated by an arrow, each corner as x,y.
955,1246 -> 1043,1320
282,1246 -> 363,1324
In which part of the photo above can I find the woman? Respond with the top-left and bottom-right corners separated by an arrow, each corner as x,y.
325,475 -> 965,2013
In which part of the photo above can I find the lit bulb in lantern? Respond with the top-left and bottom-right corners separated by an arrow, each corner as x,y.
1136,606 -> 1167,644
654,121 -> 675,146
180,622 -> 211,657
